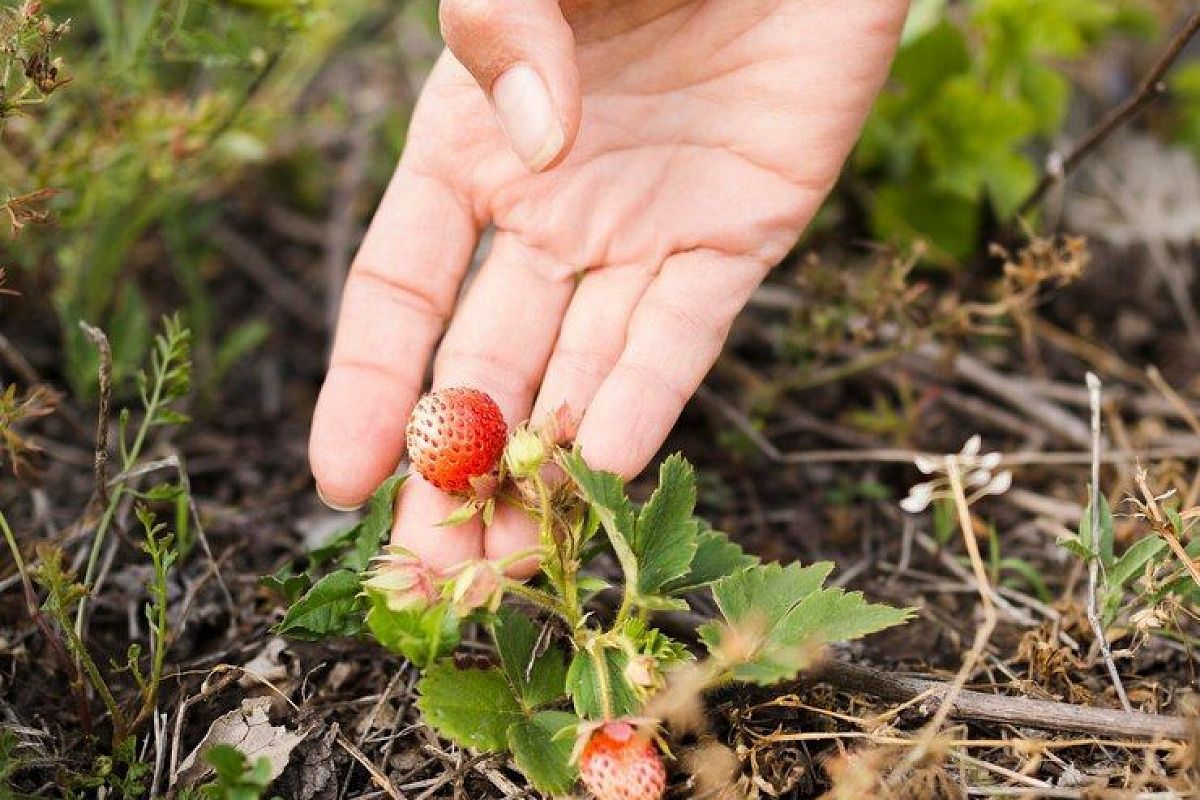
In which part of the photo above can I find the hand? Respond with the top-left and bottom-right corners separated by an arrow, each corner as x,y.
309,0 -> 909,573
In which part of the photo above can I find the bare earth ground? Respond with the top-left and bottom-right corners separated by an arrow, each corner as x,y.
3,18 -> 1200,800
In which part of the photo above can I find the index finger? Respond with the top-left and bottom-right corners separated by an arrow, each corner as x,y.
309,161 -> 479,508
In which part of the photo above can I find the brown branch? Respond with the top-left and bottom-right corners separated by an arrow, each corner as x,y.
802,659 -> 1195,741
1016,7 -> 1200,217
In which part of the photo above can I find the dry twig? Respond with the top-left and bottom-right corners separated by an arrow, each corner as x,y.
78,322 -> 112,509
1083,373 -> 1132,712
800,660 -> 1195,740
1016,6 -> 1200,216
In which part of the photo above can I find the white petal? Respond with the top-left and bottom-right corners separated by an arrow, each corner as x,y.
914,454 -> 940,475
900,482 -> 935,513
966,469 -> 992,487
979,452 -> 1002,470
961,435 -> 982,459
986,471 -> 1013,495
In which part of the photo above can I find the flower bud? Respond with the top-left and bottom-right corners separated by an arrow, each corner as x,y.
363,546 -> 439,613
624,654 -> 664,696
445,559 -> 503,615
504,427 -> 546,478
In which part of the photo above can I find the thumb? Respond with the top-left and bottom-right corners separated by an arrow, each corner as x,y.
440,0 -> 580,172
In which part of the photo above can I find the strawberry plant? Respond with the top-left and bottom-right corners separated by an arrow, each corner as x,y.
276,388 -> 911,797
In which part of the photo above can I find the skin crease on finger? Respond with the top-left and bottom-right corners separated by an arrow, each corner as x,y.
310,0 -> 911,575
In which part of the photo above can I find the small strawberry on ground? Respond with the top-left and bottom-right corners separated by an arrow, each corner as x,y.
406,387 -> 506,493
577,719 -> 667,800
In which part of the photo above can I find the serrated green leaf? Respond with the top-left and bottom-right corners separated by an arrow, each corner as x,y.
785,588 -> 912,649
507,711 -> 578,795
141,482 -> 184,502
277,570 -> 363,640
560,451 -> 639,590
663,524 -> 758,595
307,474 -> 405,571
492,609 -> 568,710
417,663 -> 524,752
259,565 -> 310,605
710,562 -> 833,627
365,594 -> 460,669
700,563 -> 911,684
566,646 -> 639,719
349,474 -> 406,571
633,454 -> 700,596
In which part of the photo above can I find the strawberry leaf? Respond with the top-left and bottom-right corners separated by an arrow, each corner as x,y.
365,594 -> 460,669
416,663 -> 525,752
560,450 -> 639,590
491,609 -> 568,710
633,454 -> 700,597
309,474 -> 406,572
506,711 -> 578,795
276,570 -> 364,640
699,563 -> 912,684
566,646 -> 639,719
662,522 -> 757,596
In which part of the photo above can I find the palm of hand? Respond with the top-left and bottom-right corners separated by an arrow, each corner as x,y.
312,0 -> 907,570
415,1 -> 898,275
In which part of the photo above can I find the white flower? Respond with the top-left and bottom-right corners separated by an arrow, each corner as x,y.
984,471 -> 1012,496
900,482 -> 936,513
914,454 -> 940,475
960,435 -> 982,460
899,436 -> 1012,514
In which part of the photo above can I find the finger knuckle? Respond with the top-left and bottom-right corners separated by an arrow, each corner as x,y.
440,0 -> 503,43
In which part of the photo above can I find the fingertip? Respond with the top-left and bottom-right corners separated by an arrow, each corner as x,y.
309,370 -> 412,509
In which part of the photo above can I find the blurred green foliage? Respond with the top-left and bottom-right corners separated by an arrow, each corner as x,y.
3,0 -> 1196,400
1172,61 -> 1200,156
2,0 -> 402,396
854,0 -> 1157,264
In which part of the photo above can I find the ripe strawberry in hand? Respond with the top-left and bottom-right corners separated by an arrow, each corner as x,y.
577,720 -> 666,800
405,388 -> 507,493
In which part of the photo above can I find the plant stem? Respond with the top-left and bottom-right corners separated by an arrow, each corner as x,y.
1085,373 -> 1132,712
590,645 -> 614,720
503,580 -> 575,624
534,474 -> 582,630
130,531 -> 170,734
75,355 -> 168,635
60,609 -> 127,740
0,510 -> 95,735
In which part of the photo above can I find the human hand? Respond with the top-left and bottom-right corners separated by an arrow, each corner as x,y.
309,0 -> 910,573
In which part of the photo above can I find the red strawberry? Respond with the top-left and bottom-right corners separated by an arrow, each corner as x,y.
406,388 -> 506,493
578,720 -> 666,800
